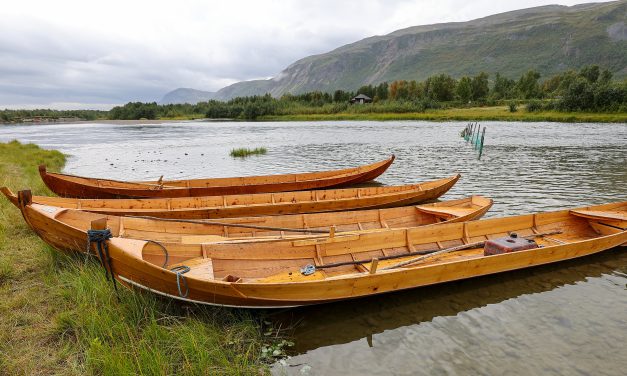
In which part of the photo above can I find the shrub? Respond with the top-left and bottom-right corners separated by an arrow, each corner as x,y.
526,100 -> 543,112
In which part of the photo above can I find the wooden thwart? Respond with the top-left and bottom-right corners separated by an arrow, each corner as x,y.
382,230 -> 563,270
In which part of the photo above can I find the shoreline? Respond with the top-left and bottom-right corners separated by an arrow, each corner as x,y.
3,108 -> 626,126
0,140 -> 267,373
258,108 -> 627,123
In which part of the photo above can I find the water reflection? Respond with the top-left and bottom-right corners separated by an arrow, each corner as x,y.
271,248 -> 627,375
1,120 -> 626,375
271,249 -> 627,353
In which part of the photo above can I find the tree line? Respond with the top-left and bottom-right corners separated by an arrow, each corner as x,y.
108,65 -> 626,120
3,65 -> 625,122
0,109 -> 106,123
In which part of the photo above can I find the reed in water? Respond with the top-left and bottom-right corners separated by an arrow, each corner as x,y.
230,147 -> 268,157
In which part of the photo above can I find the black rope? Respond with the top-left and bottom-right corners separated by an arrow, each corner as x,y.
143,239 -> 169,268
87,229 -> 120,297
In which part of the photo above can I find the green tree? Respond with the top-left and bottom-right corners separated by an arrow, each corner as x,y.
471,72 -> 489,101
333,90 -> 349,102
456,76 -> 472,102
516,70 -> 542,99
598,69 -> 613,85
356,85 -> 375,99
559,77 -> 595,111
426,74 -> 456,102
396,80 -> 410,100
491,73 -> 515,99
579,65 -> 600,83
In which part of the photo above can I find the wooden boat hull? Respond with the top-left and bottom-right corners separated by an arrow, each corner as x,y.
39,156 -> 395,198
6,175 -> 460,219
102,203 -> 627,308
9,191 -> 492,254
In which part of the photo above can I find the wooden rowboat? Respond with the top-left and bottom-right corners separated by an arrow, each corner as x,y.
9,190 -> 492,253
72,202 -> 627,307
1,174 -> 460,219
38,155 -> 395,198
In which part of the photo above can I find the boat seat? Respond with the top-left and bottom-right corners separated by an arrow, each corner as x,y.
168,257 -> 215,280
415,206 -> 473,218
570,210 -> 627,221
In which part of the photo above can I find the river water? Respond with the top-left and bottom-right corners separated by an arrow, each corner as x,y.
1,120 -> 626,375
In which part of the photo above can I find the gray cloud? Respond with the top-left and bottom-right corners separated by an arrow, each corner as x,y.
0,0 -> 608,109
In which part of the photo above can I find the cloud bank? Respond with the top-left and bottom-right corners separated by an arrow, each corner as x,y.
0,0 -> 604,109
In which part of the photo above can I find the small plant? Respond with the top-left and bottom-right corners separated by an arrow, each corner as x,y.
526,100 -> 543,112
260,320 -> 294,361
230,147 -> 267,158
508,102 -> 518,112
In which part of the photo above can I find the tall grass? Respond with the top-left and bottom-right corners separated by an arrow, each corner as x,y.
0,140 -> 268,374
230,147 -> 267,158
260,106 -> 627,123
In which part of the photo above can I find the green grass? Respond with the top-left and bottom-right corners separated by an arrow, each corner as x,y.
230,147 -> 268,158
259,106 -> 627,123
0,140 -> 270,375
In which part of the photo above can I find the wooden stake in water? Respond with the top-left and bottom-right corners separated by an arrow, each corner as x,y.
478,127 -> 486,160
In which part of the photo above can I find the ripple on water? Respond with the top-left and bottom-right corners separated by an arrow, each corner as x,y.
1,120 -> 626,375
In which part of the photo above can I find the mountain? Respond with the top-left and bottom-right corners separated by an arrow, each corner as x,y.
206,1 -> 626,99
159,88 -> 216,104
164,2 -> 627,101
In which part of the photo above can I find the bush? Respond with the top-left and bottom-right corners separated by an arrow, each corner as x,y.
526,100 -> 544,112
509,102 -> 518,112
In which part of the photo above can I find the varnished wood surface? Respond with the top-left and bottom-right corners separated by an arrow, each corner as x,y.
4,174 -> 460,219
39,155 -> 395,198
105,202 -> 627,307
12,193 -> 492,254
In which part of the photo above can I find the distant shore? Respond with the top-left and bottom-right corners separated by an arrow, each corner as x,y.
3,107 -> 626,125
1,118 -> 219,126
259,107 -> 627,123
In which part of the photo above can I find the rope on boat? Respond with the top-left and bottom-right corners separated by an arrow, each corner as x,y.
126,215 -> 330,234
87,229 -> 120,297
143,239 -> 170,268
170,265 -> 190,298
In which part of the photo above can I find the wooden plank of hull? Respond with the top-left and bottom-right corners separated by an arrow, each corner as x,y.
100,204 -> 627,308
39,155 -> 395,198
11,191 -> 491,254
12,196 -> 492,252
9,189 -> 627,307
14,175 -> 461,219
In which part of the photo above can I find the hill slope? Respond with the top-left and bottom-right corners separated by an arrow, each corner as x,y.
160,88 -> 216,104
212,1 -> 626,99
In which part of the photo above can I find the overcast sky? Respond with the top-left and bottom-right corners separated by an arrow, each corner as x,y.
0,0 -> 610,109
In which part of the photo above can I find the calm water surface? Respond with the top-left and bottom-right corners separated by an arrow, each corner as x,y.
1,120 -> 626,375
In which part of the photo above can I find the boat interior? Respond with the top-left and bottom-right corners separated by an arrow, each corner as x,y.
130,207 -> 624,284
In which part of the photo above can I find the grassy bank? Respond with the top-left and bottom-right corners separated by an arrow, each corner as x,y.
0,141 -> 268,375
258,106 -> 627,123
